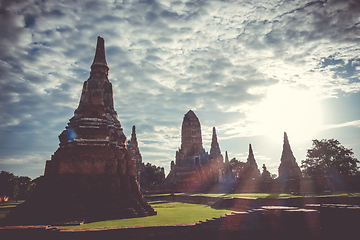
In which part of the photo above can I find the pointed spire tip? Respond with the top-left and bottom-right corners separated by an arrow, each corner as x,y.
91,36 -> 108,72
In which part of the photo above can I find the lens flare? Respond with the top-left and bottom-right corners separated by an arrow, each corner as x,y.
66,129 -> 77,142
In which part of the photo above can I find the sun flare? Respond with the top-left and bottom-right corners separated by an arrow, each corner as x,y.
251,85 -> 323,144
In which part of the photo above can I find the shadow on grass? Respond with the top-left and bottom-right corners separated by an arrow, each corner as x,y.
0,201 -> 24,219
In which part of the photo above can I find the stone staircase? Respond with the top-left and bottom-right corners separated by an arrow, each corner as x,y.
194,206 -> 321,239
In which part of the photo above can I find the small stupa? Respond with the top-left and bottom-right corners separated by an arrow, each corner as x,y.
128,125 -> 145,186
209,127 -> 224,163
245,144 -> 261,179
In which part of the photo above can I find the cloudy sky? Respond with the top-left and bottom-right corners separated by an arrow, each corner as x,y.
1,0 -> 360,179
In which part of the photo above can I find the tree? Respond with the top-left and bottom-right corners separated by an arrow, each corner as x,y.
17,176 -> 33,200
0,171 -> 34,201
143,163 -> 165,187
0,171 -> 18,201
301,139 -> 359,177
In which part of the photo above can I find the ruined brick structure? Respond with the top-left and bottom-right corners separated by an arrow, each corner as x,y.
166,110 -> 232,192
178,110 -> 208,165
231,144 -> 261,193
245,144 -> 261,179
5,37 -> 156,225
127,125 -> 145,187
261,164 -> 272,181
208,127 -> 225,184
209,127 -> 224,163
278,132 -> 302,180
166,110 -> 209,191
278,132 -> 302,193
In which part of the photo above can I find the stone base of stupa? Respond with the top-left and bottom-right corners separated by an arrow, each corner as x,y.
5,173 -> 156,225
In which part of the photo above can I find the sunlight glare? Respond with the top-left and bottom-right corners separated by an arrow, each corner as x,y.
250,85 -> 323,144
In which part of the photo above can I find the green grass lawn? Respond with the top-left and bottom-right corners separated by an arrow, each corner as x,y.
189,193 -> 298,198
60,201 -> 232,230
146,193 -> 292,198
147,193 -> 300,198
146,192 -> 360,198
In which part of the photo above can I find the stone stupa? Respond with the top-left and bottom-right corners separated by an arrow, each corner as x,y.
245,144 -> 261,179
278,132 -> 302,180
5,36 -> 156,225
209,127 -> 224,163
165,110 -> 209,191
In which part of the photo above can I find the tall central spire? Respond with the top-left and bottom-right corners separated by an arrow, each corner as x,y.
91,36 -> 109,75
181,110 -> 203,157
74,36 -> 116,117
58,36 -> 124,148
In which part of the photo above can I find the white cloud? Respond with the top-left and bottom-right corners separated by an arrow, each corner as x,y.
323,119 -> 360,130
1,0 -> 360,178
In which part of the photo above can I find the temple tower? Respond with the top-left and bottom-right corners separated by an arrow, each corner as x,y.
278,132 -> 302,180
224,151 -> 231,178
245,144 -> 260,179
180,110 -> 204,160
175,110 -> 208,166
53,36 -> 126,155
6,37 -> 156,225
225,151 -> 230,166
222,151 -> 235,186
209,127 -> 224,163
208,127 -> 224,183
165,110 -> 208,191
128,125 -> 145,185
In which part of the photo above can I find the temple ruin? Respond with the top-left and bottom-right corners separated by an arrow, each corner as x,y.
165,110 -> 235,192
128,125 -> 145,187
165,110 -> 209,191
278,132 -> 302,192
5,36 -> 156,225
209,127 -> 224,163
207,127 -> 226,185
244,144 -> 261,180
278,132 -> 302,180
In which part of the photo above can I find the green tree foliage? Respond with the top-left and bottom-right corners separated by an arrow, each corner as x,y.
301,139 -> 359,177
0,171 -> 18,201
144,163 -> 165,186
0,171 -> 33,201
17,176 -> 33,200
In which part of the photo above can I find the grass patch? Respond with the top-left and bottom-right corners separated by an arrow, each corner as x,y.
60,201 -> 231,230
183,193 -> 299,198
0,200 -> 24,219
189,193 -> 227,197
149,192 -> 360,198
306,192 -> 360,197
